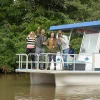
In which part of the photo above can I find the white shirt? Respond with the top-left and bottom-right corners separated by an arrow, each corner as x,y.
60,35 -> 69,50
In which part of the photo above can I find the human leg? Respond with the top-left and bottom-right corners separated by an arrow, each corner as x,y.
26,48 -> 30,55
63,49 -> 68,69
35,47 -> 40,69
31,48 -> 35,68
47,54 -> 52,70
53,54 -> 56,70
40,48 -> 45,69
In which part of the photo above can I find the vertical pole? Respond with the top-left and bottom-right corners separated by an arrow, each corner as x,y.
19,55 -> 20,69
79,29 -> 86,53
45,54 -> 48,69
31,54 -> 32,69
31,60 -> 32,69
73,54 -> 75,71
21,55 -> 23,69
26,54 -> 28,69
37,54 -> 39,69
88,34 -> 91,53
60,53 -> 62,71
69,29 -> 73,43
69,29 -> 73,71
92,53 -> 94,71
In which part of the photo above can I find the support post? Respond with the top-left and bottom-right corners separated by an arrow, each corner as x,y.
30,73 -> 55,84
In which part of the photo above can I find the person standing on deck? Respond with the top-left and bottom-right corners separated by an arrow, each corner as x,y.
26,31 -> 37,69
46,32 -> 58,70
57,30 -> 69,69
68,44 -> 74,57
35,27 -> 47,70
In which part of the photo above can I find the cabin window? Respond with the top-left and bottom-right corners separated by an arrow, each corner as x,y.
80,33 -> 99,53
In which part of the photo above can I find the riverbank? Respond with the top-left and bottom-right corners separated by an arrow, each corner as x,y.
0,66 -> 15,74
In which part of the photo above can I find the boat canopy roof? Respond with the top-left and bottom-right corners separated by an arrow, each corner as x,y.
49,20 -> 100,31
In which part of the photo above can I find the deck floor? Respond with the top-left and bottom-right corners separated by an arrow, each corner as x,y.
16,69 -> 100,74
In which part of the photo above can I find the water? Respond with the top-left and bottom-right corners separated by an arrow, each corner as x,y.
0,73 -> 100,100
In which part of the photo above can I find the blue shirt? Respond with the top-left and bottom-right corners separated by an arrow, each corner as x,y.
68,48 -> 74,57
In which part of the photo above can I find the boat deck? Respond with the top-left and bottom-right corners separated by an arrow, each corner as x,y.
16,69 -> 100,74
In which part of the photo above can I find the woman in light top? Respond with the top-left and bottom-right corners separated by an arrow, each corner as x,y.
26,31 -> 37,69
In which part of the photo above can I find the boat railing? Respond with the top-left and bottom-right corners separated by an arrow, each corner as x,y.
16,53 -> 93,71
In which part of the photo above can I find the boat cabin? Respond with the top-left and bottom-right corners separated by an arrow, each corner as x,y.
50,20 -> 100,71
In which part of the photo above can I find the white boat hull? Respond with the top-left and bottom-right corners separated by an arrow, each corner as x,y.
16,69 -> 100,86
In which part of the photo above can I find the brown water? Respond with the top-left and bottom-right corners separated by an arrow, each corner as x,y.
0,73 -> 100,100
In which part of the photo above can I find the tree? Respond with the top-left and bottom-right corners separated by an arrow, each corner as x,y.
0,0 -> 100,69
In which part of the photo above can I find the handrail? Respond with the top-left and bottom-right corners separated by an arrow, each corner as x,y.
16,54 -> 28,69
16,53 -> 93,71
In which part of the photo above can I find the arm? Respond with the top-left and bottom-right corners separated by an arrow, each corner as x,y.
36,26 -> 41,36
42,36 -> 47,46
61,35 -> 68,44
45,38 -> 49,49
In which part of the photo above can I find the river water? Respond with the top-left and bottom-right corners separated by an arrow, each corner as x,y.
0,73 -> 100,100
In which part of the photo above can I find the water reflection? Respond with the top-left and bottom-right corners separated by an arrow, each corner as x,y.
30,84 -> 55,100
0,73 -> 30,100
29,85 -> 100,100
1,74 -> 100,100
55,86 -> 100,100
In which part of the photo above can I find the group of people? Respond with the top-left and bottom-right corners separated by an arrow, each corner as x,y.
26,27 -> 74,70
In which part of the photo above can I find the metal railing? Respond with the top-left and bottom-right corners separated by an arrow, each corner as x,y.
16,53 -> 93,71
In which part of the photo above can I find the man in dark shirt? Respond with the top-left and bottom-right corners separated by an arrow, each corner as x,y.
68,44 -> 74,57
35,28 -> 47,69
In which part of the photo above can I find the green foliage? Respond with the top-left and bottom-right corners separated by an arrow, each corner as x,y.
70,38 -> 82,53
0,0 -> 100,69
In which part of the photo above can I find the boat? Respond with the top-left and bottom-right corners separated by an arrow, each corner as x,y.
16,20 -> 100,86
